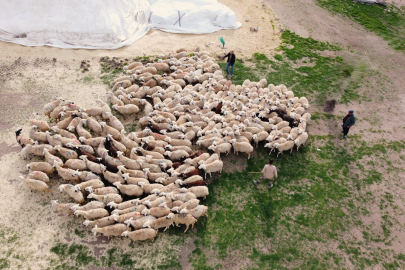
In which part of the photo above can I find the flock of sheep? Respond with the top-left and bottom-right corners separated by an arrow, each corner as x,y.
16,49 -> 310,242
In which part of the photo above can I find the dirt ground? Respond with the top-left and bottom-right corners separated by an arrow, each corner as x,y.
1,0 -> 405,269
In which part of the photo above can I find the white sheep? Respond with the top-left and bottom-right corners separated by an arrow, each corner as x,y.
207,143 -> 231,156
113,182 -> 144,197
74,209 -> 109,220
273,141 -> 295,157
113,104 -> 140,115
92,224 -> 129,238
164,150 -> 189,161
294,132 -> 309,151
59,184 -> 84,203
121,228 -> 158,242
229,139 -> 254,159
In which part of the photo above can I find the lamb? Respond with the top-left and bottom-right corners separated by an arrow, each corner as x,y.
143,213 -> 174,231
294,132 -> 309,151
83,217 -> 115,228
19,176 -> 50,194
138,182 -> 164,194
27,171 -> 49,183
51,200 -> 75,215
273,141 -> 295,157
92,224 -> 129,238
141,206 -> 171,218
26,162 -> 55,175
43,97 -> 64,118
229,139 -> 254,159
124,216 -> 156,230
207,143 -> 231,156
88,193 -> 123,204
85,186 -> 117,196
188,186 -> 209,199
172,213 -> 198,233
113,104 -> 140,115
164,150 -> 189,161
74,208 -> 109,220
59,184 -> 84,203
54,161 -> 80,182
121,228 -> 158,242
113,182 -> 144,197
70,201 -> 105,211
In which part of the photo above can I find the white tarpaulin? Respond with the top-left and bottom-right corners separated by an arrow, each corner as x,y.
0,0 -> 241,49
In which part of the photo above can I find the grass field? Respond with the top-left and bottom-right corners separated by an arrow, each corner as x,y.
317,0 -> 405,52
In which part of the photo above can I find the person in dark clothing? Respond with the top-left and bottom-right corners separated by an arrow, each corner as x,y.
342,110 -> 356,139
222,51 -> 236,77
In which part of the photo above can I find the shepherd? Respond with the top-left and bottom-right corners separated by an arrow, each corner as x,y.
342,110 -> 356,139
253,160 -> 278,190
222,51 -> 236,78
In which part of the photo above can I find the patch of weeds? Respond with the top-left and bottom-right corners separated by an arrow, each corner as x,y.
100,56 -> 128,73
74,229 -> 85,238
81,76 -> 94,84
0,259 -> 9,270
80,60 -> 90,73
317,0 -> 405,52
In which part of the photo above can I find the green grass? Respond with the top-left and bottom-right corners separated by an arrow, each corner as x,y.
220,30 -> 364,105
317,0 -> 405,51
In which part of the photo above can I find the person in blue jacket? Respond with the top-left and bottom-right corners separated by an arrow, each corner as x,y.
222,51 -> 236,78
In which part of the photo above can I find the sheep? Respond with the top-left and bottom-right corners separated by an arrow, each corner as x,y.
207,143 -> 231,156
118,166 -> 146,178
113,182 -> 144,197
73,171 -> 100,182
51,200 -> 75,215
59,184 -> 84,203
165,145 -> 193,154
141,206 -> 171,218
29,116 -> 50,132
74,209 -> 109,220
184,153 -> 210,167
113,104 -> 140,115
44,148 -> 63,167
143,213 -> 174,231
172,213 -> 197,233
252,131 -> 269,147
20,143 -> 54,159
53,145 -> 78,160
101,165 -> 125,184
65,159 -> 87,171
164,150 -> 189,161
229,139 -> 254,159
112,205 -> 147,215
182,175 -> 204,185
79,136 -> 104,148
273,141 -> 295,157
164,137 -> 192,147
121,228 -> 158,242
27,171 -> 49,183
175,199 -> 200,213
85,186 -> 117,195
142,168 -> 168,181
70,201 -> 105,211
92,224 -> 129,239
99,122 -> 121,141
15,128 -> 35,148
74,178 -> 104,191
54,161 -> 80,182
26,162 -> 55,175
43,98 -> 64,118
80,156 -> 103,174
188,186 -> 209,199
143,196 -> 172,208
88,193 -> 123,204
138,182 -> 164,194
294,132 -> 309,151
83,217 -> 115,228
182,205 -> 208,219
19,176 -> 50,194
136,147 -> 164,160
124,216 -> 156,230
107,198 -> 144,210
120,130 -> 139,150
111,212 -> 144,223
171,192 -> 197,203
122,174 -> 149,185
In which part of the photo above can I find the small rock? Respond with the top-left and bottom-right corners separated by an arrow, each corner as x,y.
241,58 -> 245,63
254,27 -> 259,32
250,27 -> 254,32
195,47 -> 200,52
245,18 -> 250,22
280,28 -> 284,33
20,33 -> 27,38
205,44 -> 209,47
13,35 -> 20,38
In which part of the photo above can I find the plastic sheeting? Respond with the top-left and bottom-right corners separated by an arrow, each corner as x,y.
0,0 -> 241,49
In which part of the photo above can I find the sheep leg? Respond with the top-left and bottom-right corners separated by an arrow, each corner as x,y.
184,224 -> 189,233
